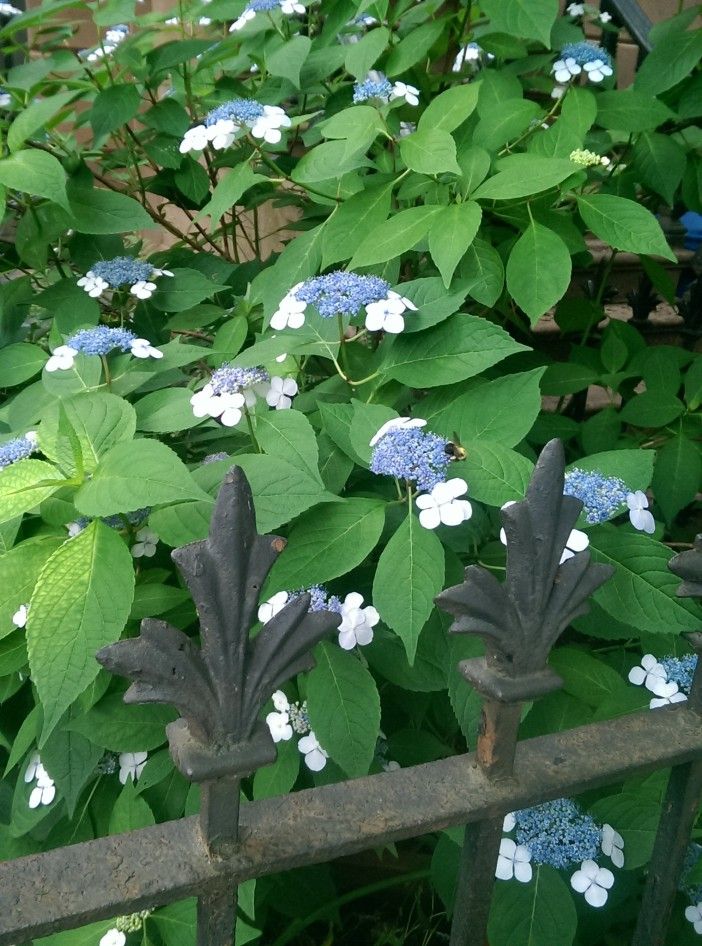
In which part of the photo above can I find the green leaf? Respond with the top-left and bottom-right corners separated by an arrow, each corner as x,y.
549,647 -> 628,706
266,498 -> 385,592
75,439 -> 208,517
368,613 -> 449,693
459,238 -> 505,306
265,34 -> 311,87
27,523 -> 135,743
589,528 -> 701,634
234,454 -> 330,533
41,727 -> 103,817
620,392 -> 685,427
38,392 -> 136,474
0,149 -> 69,210
480,0 -> 558,45
488,866 -> 577,946
385,19 -> 444,75
350,205 -> 443,268
0,537 -> 62,641
7,92 -> 76,152
149,267 -> 228,311
0,342 -> 47,386
632,132 -> 686,205
344,26 -> 390,79
66,693 -> 175,751
130,583 -> 189,620
135,389 -> 203,433
291,139 -> 372,184
595,89 -> 673,132
383,314 -> 528,388
400,128 -> 461,176
589,792 -> 659,869
256,409 -> 323,483
561,86 -> 597,136
348,400 -> 396,465
571,449 -> 654,492
109,780 -> 156,834
90,85 -> 140,142
473,99 -> 541,151
307,642 -> 380,778
506,223 -> 572,324
197,163 -> 265,228
473,156 -> 577,201
459,443 -> 534,506
67,185 -> 153,234
577,194 -> 675,261
399,277 -> 470,333
253,737 -> 299,800
653,436 -> 702,523
635,28 -> 702,96
320,105 -> 383,142
448,635 -> 483,744
0,459 -> 64,525
428,202 -> 482,287
146,38 -> 213,73
457,145 -> 491,196
373,513 -> 445,664
419,84 -> 480,133
321,182 -> 393,267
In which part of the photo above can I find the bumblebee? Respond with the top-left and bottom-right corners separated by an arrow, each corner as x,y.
444,433 -> 467,461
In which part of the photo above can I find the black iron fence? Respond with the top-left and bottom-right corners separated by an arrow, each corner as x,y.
1,440 -> 702,946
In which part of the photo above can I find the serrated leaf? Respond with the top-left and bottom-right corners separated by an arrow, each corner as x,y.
506,223 -> 572,324
307,642 -> 380,778
459,238 -> 505,306
0,459 -> 65,525
577,194 -> 675,261
595,89 -> 673,132
66,693 -> 175,751
7,91 -> 76,152
38,392 -> 136,474
90,85 -> 140,142
373,513 -> 445,664
480,0 -> 558,45
428,202 -> 482,287
109,780 -> 156,833
67,185 -> 153,234
197,163 -> 266,229
635,28 -> 702,95
27,523 -> 135,743
0,343 -> 47,386
400,128 -> 461,176
321,182 -> 393,267
419,84 -> 480,133
265,34 -> 311,88
488,865 -> 577,946
135,389 -> 203,433
0,537 -> 63,641
653,437 -> 702,523
349,205 -> 443,268
459,443 -> 534,506
150,268 -> 228,312
473,156 -> 576,201
0,149 -> 69,210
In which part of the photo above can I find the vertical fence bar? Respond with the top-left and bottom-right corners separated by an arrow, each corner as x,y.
437,441 -> 614,946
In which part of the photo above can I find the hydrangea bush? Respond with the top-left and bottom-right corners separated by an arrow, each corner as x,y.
0,0 -> 701,943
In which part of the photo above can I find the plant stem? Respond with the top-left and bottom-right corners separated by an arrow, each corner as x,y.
244,406 -> 261,452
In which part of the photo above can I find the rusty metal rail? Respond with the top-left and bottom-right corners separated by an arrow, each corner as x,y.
1,441 -> 702,946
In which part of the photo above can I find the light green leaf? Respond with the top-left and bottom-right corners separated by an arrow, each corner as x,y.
67,185 -> 153,234
27,523 -> 135,743
632,132 -> 686,206
506,223 -> 572,324
385,19 -> 444,75
7,92 -> 76,152
0,149 -> 69,210
41,727 -> 103,818
419,84 -> 480,133
350,205 -> 443,268
577,194 -> 675,261
344,26 -> 390,79
595,89 -> 674,132
0,343 -> 47,386
473,99 -> 541,151
253,737 -> 299,800
399,277 -> 470,333
307,642 -> 380,778
291,139 -> 372,184
400,128 -> 461,176
256,409 -> 323,483
373,513 -> 445,665
459,238 -> 505,306
473,156 -> 577,201
38,392 -> 136,474
109,780 -> 156,833
459,443 -> 534,506
90,84 -> 140,142
321,182 -> 393,267
428,202 -> 482,287
348,400 -> 396,465
383,314 -> 528,388
320,105 -> 383,142
135,389 -> 203,433
0,536 -> 63,641
653,437 -> 701,524
457,145 -> 491,196
549,647 -> 629,706
480,0 -> 558,45
197,163 -> 266,229
488,865 -> 577,946
266,498 -> 385,592
635,28 -> 702,95
589,528 -> 700,634
589,793 -> 659,869
234,454 -> 329,533
570,449 -> 654,492
0,459 -> 65,525
150,268 -> 228,312
66,693 -> 175,751
75,439 -> 208,517
620,392 -> 685,427
265,34 -> 311,87
130,583 -> 189,620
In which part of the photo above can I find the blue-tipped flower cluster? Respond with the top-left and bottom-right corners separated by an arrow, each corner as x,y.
66,326 -> 137,357
248,0 -> 280,9
202,452 -> 230,465
560,42 -> 613,67
515,799 -> 601,869
563,468 -> 628,524
0,434 -> 37,470
353,74 -> 393,103
290,585 -> 342,614
661,655 -> 697,694
205,98 -> 265,127
370,426 -> 451,492
209,364 -> 270,395
297,272 -> 391,318
90,257 -> 153,288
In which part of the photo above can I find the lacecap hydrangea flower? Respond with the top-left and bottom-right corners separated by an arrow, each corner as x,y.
0,431 -> 37,470
563,468 -> 628,524
45,327 -> 162,371
229,0 -> 305,32
271,272 -> 416,333
77,257 -> 173,300
24,752 -> 56,809
369,419 -> 451,492
190,364 -> 298,426
629,652 -> 696,708
452,42 -> 494,72
258,585 -> 342,624
180,98 -> 291,153
552,42 -> 613,84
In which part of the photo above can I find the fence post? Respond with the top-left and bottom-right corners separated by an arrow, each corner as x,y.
436,440 -> 614,946
97,467 -> 340,945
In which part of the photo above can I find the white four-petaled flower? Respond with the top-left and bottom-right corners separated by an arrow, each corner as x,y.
25,753 -> 56,809
270,283 -> 306,330
566,2 -> 585,15
130,338 -> 163,360
601,823 -> 625,868
100,929 -> 127,946
390,81 -> 419,106
364,291 -> 416,334
281,0 -> 305,11
266,690 -> 293,743
77,273 -> 109,298
118,751 -> 147,784
583,59 -> 613,82
649,683 -> 687,709
570,860 -> 614,907
369,416 -> 427,447
416,479 -> 472,530
599,11 -> 613,23
258,590 -> 289,624
130,280 -> 158,300
46,345 -> 78,372
496,838 -> 533,883
626,491 -> 655,534
131,528 -> 159,558
552,57 -> 582,83
179,124 -> 210,154
337,592 -> 379,650
686,902 -> 702,934
250,105 -> 291,144
298,731 -> 328,771
266,376 -> 298,410
628,654 -> 668,693
12,604 -> 28,628
190,385 -> 246,427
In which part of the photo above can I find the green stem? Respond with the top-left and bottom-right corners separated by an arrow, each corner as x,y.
269,869 -> 431,946
244,406 -> 261,453
100,355 -> 112,389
